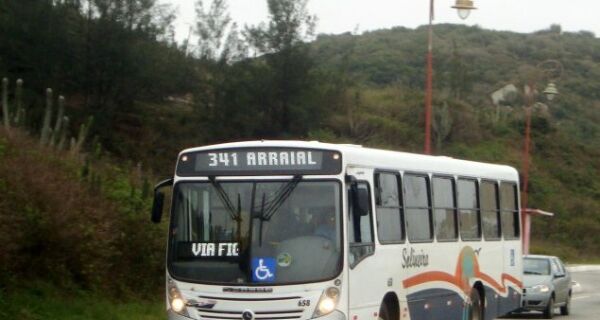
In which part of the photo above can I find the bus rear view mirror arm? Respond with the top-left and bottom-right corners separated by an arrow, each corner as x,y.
151,178 -> 174,223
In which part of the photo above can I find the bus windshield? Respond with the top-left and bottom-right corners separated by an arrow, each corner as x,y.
168,180 -> 342,285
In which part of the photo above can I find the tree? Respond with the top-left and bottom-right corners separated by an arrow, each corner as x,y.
194,0 -> 246,63
245,0 -> 318,135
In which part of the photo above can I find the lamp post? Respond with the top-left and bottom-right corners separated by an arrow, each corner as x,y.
521,60 -> 562,254
424,0 -> 476,155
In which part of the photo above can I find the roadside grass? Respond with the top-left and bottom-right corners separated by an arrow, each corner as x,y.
530,240 -> 600,264
0,282 -> 164,320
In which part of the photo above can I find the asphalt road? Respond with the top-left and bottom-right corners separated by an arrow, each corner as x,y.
499,270 -> 600,319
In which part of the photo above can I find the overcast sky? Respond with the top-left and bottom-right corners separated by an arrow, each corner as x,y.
168,0 -> 599,43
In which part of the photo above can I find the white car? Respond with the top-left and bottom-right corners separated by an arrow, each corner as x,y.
520,255 -> 572,319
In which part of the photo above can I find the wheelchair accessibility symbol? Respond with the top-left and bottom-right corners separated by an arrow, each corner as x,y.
252,258 -> 276,282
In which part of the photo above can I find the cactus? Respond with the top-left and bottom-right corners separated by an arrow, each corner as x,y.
13,79 -> 24,126
93,140 -> 102,161
18,109 -> 26,130
80,156 -> 90,178
50,95 -> 66,147
57,116 -> 70,150
2,77 -> 8,130
40,88 -> 53,145
70,116 -> 94,155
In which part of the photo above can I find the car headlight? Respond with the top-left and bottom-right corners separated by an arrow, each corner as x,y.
531,284 -> 550,293
168,279 -> 190,317
313,287 -> 340,317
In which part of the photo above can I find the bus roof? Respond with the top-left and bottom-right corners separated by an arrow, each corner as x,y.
180,140 -> 519,181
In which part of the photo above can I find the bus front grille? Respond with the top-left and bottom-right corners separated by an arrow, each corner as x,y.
196,309 -> 304,320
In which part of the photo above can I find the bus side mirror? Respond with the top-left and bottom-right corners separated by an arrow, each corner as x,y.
347,175 -> 370,217
354,187 -> 370,217
151,178 -> 174,223
151,191 -> 165,223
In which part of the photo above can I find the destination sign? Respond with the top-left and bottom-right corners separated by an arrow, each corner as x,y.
176,148 -> 342,176
176,242 -> 240,260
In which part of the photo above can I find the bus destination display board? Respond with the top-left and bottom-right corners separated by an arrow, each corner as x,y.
176,148 -> 342,176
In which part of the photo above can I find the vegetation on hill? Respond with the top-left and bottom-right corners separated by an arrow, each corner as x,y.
1,1 -> 600,315
308,24 -> 600,259
0,131 -> 165,295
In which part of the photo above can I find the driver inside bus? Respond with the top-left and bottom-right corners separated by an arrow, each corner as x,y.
313,207 -> 336,241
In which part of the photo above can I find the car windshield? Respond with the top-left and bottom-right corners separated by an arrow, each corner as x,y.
523,257 -> 551,275
168,180 -> 342,285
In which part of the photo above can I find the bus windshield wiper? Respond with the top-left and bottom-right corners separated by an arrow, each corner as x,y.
208,176 -> 241,222
253,175 -> 302,245
258,175 -> 302,221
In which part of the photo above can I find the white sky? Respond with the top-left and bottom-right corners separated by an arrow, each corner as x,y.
168,0 -> 599,43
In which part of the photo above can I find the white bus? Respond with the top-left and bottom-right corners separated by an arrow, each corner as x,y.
151,141 -> 523,320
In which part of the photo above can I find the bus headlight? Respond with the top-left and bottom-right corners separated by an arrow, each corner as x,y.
313,287 -> 340,317
171,297 -> 186,313
168,279 -> 189,317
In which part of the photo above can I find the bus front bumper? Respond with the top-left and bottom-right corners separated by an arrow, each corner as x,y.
168,309 -> 346,320
168,310 -> 190,320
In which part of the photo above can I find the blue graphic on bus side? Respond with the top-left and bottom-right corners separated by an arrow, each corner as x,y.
252,257 -> 276,282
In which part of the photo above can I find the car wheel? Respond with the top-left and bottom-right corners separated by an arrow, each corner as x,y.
543,296 -> 554,319
468,289 -> 483,320
560,294 -> 571,316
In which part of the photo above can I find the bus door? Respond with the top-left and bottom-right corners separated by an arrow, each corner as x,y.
346,167 -> 379,319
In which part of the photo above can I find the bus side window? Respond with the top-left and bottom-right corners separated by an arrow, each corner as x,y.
404,174 -> 433,242
375,172 -> 404,243
458,178 -> 481,240
432,176 -> 458,241
348,182 -> 374,268
500,182 -> 520,239
481,181 -> 501,240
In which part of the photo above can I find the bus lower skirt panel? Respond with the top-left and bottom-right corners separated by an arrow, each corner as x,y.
406,287 -> 521,320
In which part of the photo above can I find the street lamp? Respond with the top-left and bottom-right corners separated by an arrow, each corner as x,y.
424,0 -> 477,155
543,82 -> 559,101
520,60 -> 562,254
452,0 -> 477,20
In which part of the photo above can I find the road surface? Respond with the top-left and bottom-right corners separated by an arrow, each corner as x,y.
499,269 -> 600,319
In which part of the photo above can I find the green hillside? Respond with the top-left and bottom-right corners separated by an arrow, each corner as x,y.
312,25 -> 600,259
308,24 -> 600,258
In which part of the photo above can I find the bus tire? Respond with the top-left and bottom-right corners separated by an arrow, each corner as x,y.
378,302 -> 391,320
378,293 -> 399,320
469,288 -> 483,320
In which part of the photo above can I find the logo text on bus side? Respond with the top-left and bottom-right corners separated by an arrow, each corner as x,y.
402,248 -> 429,269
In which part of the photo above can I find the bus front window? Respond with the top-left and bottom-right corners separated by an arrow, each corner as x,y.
168,180 -> 342,285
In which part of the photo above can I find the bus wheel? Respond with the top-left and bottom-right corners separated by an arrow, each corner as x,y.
468,289 -> 483,320
378,302 -> 391,320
